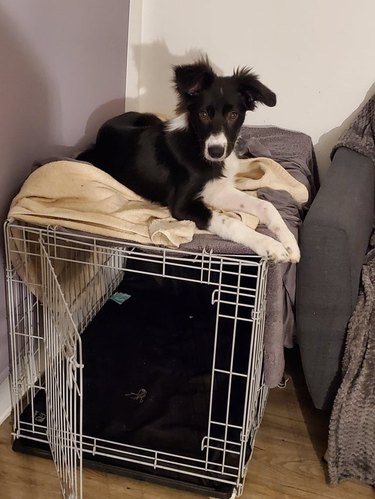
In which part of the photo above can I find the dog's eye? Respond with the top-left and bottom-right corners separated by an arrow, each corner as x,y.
228,111 -> 239,121
199,111 -> 210,121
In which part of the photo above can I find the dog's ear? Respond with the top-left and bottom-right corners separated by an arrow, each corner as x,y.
233,67 -> 276,111
174,60 -> 216,97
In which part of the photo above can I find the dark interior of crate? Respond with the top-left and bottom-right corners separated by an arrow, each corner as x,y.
14,258 -> 259,498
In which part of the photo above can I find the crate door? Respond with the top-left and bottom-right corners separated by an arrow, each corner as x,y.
40,242 -> 83,499
203,258 -> 268,496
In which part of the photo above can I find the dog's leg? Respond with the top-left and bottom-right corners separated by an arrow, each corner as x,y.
208,213 -> 291,262
170,194 -> 290,261
202,181 -> 300,262
240,195 -> 300,262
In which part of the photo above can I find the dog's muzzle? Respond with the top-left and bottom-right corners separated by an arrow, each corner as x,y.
204,132 -> 227,161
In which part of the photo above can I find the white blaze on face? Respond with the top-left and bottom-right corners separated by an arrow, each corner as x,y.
204,131 -> 228,161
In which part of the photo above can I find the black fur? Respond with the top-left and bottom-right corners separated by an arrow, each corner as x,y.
77,60 -> 276,230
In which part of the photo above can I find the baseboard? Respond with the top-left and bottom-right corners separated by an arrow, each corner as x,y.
0,376 -> 11,425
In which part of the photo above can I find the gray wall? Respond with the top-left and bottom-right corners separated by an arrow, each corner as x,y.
0,0 -> 130,383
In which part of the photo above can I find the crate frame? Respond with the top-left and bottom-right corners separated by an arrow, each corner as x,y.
4,219 -> 269,498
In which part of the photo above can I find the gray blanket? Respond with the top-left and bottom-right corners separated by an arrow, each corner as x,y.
183,126 -> 318,387
332,95 -> 375,163
328,235 -> 375,486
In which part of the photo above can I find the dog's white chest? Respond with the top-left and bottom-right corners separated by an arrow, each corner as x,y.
201,152 -> 240,206
223,152 -> 241,181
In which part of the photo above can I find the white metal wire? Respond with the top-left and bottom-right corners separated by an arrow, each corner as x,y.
4,219 -> 269,499
40,241 -> 83,499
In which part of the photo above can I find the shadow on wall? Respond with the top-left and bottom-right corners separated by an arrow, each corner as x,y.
76,42 -> 211,152
315,82 -> 375,180
73,98 -> 126,154
126,39 -> 224,115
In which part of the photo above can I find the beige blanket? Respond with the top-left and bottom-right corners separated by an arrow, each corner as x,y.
8,158 -> 308,247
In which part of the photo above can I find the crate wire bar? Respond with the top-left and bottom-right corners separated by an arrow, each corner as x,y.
41,242 -> 83,499
4,220 -> 269,498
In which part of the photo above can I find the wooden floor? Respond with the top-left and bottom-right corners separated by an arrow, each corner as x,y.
0,349 -> 373,499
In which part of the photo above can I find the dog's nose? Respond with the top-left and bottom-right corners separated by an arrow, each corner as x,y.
208,145 -> 225,159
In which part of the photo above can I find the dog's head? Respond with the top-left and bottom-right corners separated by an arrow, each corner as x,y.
172,59 -> 276,162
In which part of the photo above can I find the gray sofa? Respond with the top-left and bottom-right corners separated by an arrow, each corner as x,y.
296,146 -> 374,410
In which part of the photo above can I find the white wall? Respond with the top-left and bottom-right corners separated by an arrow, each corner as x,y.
126,0 -> 375,177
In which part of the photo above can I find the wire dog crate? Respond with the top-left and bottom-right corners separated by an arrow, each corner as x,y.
4,219 -> 269,499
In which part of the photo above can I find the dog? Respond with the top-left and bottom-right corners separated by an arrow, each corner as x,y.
77,59 -> 300,262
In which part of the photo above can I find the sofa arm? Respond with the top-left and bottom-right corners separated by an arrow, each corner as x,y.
296,147 -> 374,410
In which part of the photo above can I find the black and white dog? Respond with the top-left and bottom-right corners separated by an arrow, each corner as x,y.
78,60 -> 299,262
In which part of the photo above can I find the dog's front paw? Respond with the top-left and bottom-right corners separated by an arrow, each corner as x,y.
280,234 -> 300,263
277,231 -> 300,263
284,243 -> 300,263
260,239 -> 291,263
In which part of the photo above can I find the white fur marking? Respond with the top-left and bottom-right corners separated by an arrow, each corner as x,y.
208,212 -> 291,262
165,113 -> 188,132
204,132 -> 227,161
202,176 -> 300,262
223,151 -> 240,180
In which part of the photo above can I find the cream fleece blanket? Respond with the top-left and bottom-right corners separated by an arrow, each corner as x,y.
8,158 -> 308,248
